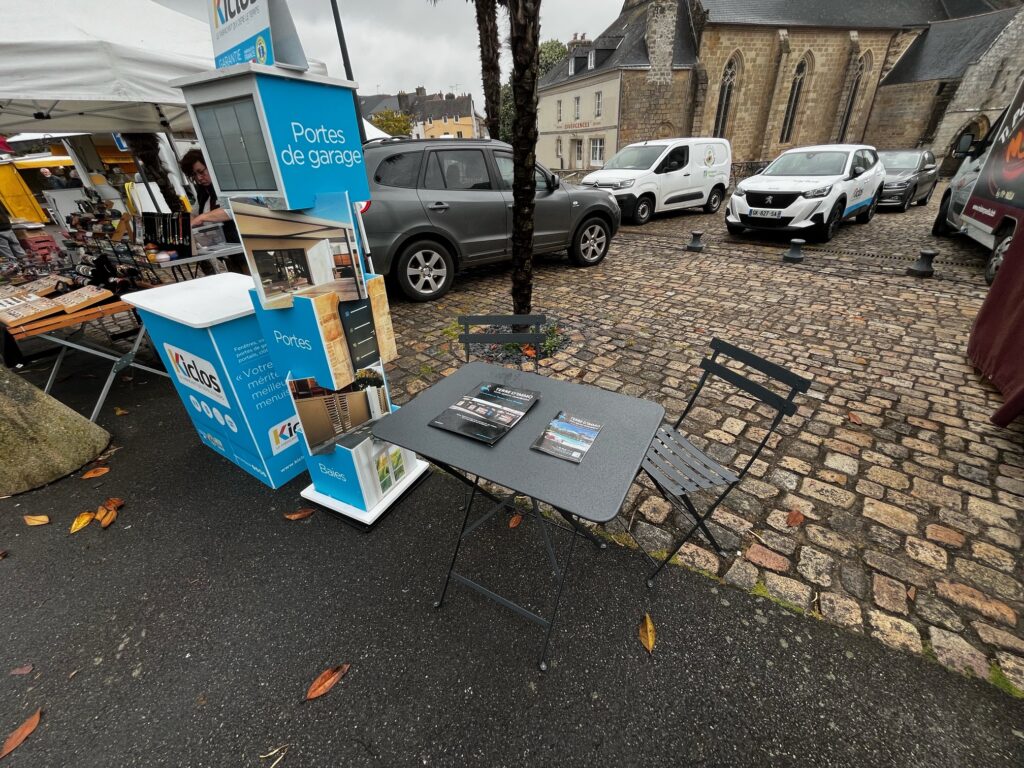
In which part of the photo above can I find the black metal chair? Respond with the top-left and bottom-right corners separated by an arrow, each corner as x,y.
457,314 -> 546,371
640,338 -> 811,586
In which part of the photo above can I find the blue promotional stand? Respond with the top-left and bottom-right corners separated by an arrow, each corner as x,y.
123,274 -> 305,489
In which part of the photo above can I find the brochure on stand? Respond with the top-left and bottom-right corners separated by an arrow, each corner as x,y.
531,411 -> 602,464
430,381 -> 540,445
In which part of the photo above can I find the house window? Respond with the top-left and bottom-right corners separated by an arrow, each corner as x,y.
556,138 -> 563,157
590,138 -> 605,165
594,91 -> 603,118
837,56 -> 866,142
587,50 -> 595,70
457,131 -> 464,138
573,96 -> 581,120
575,140 -> 583,166
713,56 -> 738,139
557,100 -> 562,122
569,58 -> 575,76
442,115 -> 448,124
779,57 -> 809,144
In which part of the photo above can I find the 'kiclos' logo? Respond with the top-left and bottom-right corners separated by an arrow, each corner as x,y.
269,415 -> 302,455
212,0 -> 258,29
164,343 -> 230,408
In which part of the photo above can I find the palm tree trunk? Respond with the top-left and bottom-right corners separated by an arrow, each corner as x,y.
507,0 -> 541,316
473,0 -> 502,141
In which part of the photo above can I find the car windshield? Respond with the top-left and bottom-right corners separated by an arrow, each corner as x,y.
762,151 -> 848,177
603,146 -> 666,171
878,151 -> 921,171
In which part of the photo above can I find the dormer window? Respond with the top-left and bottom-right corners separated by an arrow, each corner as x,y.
569,58 -> 575,76
587,50 -> 595,70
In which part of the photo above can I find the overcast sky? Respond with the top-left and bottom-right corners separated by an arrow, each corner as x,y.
156,0 -> 623,110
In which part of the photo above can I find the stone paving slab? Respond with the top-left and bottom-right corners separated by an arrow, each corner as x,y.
382,188 -> 1024,696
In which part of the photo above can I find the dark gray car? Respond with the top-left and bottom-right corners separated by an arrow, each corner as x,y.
877,149 -> 939,211
361,138 -> 621,301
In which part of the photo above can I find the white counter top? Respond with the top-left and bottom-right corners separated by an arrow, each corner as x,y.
122,273 -> 256,328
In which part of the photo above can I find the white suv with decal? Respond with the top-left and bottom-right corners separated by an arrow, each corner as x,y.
725,144 -> 885,242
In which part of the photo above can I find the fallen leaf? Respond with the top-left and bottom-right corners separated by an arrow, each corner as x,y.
103,497 -> 125,511
97,507 -> 117,529
907,586 -> 917,601
0,550 -> 7,560
847,412 -> 863,426
67,670 -> 79,681
639,613 -> 656,654
114,407 -> 129,416
508,513 -> 523,529
82,467 -> 109,480
9,665 -> 32,676
786,509 -> 805,528
70,511 -> 95,534
23,515 -> 49,527
260,744 -> 290,759
0,708 -> 41,759
522,344 -> 537,358
284,508 -> 315,521
305,663 -> 350,700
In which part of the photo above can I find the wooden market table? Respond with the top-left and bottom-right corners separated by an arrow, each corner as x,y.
5,300 -> 168,422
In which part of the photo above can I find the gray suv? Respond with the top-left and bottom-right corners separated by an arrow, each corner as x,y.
361,138 -> 621,301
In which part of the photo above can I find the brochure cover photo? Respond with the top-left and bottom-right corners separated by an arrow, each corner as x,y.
286,365 -> 389,455
532,412 -> 603,464
429,381 -> 540,445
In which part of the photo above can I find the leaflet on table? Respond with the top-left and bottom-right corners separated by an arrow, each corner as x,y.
531,411 -> 602,464
429,381 -> 540,445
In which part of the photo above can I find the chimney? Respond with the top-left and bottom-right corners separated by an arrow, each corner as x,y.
645,0 -> 677,85
567,32 -> 591,54
415,86 -> 427,97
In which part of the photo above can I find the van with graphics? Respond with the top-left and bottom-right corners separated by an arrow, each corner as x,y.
933,78 -> 1024,285
580,138 -> 732,225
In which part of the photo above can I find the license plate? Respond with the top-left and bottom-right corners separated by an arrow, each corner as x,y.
748,208 -> 783,219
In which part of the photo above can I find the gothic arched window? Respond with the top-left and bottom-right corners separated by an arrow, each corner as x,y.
713,56 -> 739,138
838,56 -> 867,142
780,57 -> 809,143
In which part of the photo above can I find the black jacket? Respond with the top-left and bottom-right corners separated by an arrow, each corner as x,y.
195,184 -> 239,243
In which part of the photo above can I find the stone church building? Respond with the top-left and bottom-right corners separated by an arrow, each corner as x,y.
537,0 -> 1024,171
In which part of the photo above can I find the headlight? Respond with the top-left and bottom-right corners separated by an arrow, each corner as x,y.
615,179 -> 635,189
731,187 -> 746,198
802,185 -> 833,199
884,181 -> 909,189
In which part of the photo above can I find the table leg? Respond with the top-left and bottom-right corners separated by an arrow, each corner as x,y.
43,346 -> 68,393
434,476 -> 478,610
89,326 -> 147,422
558,510 -> 607,551
538,529 -> 577,673
532,498 -> 560,577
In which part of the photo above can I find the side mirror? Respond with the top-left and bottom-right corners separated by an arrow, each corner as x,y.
955,133 -> 975,157
852,166 -> 866,178
548,174 -> 561,190
667,161 -> 681,172
923,163 -> 937,172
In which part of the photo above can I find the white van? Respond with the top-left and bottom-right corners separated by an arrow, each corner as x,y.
580,138 -> 732,225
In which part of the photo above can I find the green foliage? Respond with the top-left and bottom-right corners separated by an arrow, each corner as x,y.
541,323 -> 565,357
497,39 -> 566,143
539,39 -> 568,77
989,663 -> 1024,698
498,82 -> 514,143
370,109 -> 414,137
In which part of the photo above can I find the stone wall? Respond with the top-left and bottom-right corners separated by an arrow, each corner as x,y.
696,25 -> 895,161
863,82 -> 939,150
645,0 -> 678,85
931,9 -> 1024,160
618,69 -> 694,146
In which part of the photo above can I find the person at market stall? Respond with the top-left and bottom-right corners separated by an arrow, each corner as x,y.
106,165 -> 130,196
179,149 -> 247,275
65,169 -> 84,188
0,201 -> 27,266
39,167 -> 65,189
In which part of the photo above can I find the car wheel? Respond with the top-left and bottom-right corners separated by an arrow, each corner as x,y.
569,217 -> 610,266
916,186 -> 932,207
703,186 -> 724,214
856,188 -> 881,223
986,233 -> 1012,286
395,240 -> 455,301
899,186 -> 916,213
816,201 -> 844,242
632,195 -> 654,225
932,192 -> 954,236
726,221 -> 745,236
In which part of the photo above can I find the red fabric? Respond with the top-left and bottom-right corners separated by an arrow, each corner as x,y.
967,238 -> 1024,426
0,136 -> 13,154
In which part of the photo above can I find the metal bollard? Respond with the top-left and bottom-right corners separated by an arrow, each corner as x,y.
783,239 -> 805,263
687,231 -> 705,252
907,249 -> 936,278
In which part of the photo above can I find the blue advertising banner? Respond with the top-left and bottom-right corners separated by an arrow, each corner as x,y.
255,74 -> 370,208
209,0 -> 275,69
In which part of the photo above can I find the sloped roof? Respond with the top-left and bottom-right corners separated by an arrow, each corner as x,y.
883,6 -> 1018,84
358,94 -> 401,115
539,1 -> 698,90
700,0 -> 995,28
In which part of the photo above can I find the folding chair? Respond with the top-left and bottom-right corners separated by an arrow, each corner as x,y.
457,314 -> 546,371
640,338 -> 811,586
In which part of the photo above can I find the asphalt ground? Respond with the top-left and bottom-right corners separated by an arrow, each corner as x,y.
2,352 -> 1023,768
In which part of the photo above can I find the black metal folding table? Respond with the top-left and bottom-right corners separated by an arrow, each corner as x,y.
372,362 -> 664,670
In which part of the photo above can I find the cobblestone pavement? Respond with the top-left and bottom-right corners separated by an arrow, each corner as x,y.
382,185 -> 1024,696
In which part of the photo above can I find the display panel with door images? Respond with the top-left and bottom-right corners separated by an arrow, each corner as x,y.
229,195 -> 366,309
287,365 -> 389,455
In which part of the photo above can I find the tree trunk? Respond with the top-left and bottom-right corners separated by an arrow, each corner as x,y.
0,368 -> 109,496
123,133 -> 184,213
507,0 -> 542,316
473,0 -> 503,141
